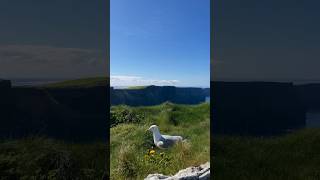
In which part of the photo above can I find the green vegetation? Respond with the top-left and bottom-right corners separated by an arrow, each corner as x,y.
126,86 -> 147,90
110,102 -> 210,180
0,137 -> 107,180
213,128 -> 320,180
43,77 -> 107,88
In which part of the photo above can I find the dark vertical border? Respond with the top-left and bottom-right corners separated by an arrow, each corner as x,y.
210,0 -> 214,167
105,0 -> 110,179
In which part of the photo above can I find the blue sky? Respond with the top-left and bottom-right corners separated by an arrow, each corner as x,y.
110,0 -> 210,87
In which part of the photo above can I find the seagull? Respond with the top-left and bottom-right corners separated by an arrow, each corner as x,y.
147,125 -> 183,149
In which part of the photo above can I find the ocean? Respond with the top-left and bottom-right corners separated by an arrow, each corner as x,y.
11,79 -> 65,87
306,111 -> 320,128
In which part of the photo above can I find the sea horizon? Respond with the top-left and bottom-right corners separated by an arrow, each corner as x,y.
9,78 -> 68,87
111,85 -> 210,89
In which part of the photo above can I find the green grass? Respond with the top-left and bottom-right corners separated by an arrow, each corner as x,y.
125,86 -> 147,90
213,128 -> 320,180
43,77 -> 107,88
0,137 -> 107,180
110,102 -> 210,180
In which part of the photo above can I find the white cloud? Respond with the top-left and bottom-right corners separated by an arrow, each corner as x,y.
111,75 -> 179,87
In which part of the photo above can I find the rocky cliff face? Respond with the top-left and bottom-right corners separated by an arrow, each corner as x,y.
296,84 -> 320,110
0,80 -> 108,142
2,79 -> 309,138
110,86 -> 209,106
0,80 -> 14,136
211,81 -> 306,135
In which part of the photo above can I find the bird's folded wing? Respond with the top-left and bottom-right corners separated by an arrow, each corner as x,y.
162,135 -> 183,141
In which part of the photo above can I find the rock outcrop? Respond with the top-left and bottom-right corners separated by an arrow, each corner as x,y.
145,162 -> 210,180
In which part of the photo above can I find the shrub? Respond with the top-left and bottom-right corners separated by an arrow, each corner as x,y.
110,108 -> 145,127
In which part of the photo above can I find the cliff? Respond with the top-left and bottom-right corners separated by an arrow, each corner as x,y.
0,80 -> 108,141
296,84 -> 320,110
110,85 -> 209,106
211,81 -> 306,135
0,80 -> 13,136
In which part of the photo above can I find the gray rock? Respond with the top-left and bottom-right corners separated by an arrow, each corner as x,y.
145,162 -> 210,180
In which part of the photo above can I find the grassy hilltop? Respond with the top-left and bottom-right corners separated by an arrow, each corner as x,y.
110,102 -> 210,180
213,128 -> 320,180
42,77 -> 108,88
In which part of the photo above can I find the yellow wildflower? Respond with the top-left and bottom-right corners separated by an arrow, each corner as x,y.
149,149 -> 156,155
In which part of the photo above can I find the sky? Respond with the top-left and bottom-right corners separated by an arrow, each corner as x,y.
0,0 -> 108,80
1,0 -> 319,84
110,0 -> 210,87
213,0 -> 320,82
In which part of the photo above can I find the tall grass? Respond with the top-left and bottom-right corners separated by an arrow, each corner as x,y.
213,128 -> 320,180
110,103 -> 210,180
0,137 -> 107,180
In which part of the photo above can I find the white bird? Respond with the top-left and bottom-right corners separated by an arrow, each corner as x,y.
147,125 -> 183,149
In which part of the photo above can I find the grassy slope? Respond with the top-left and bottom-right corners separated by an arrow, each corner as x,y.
0,137 -> 107,179
214,128 -> 320,180
110,103 -> 210,180
43,77 -> 107,88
